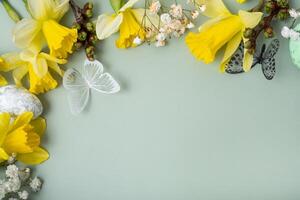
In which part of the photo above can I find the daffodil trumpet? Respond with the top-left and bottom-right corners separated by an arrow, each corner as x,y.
96,0 -> 159,49
0,112 -> 49,165
12,0 -> 77,59
186,0 -> 263,72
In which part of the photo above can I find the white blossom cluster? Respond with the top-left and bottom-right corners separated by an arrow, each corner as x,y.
134,0 -> 206,47
0,159 -> 43,200
281,9 -> 300,40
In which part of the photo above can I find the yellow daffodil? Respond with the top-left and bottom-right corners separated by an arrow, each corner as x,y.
12,0 -> 77,58
0,58 -> 7,86
0,112 -> 49,165
186,0 -> 262,72
1,49 -> 66,94
96,0 -> 159,48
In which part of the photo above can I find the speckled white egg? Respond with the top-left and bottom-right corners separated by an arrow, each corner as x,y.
0,85 -> 43,118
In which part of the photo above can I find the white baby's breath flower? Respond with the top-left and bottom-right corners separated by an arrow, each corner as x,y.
191,10 -> 199,19
5,178 -> 21,192
289,8 -> 300,19
133,36 -> 143,45
199,4 -> 206,12
6,165 -> 19,179
18,190 -> 29,200
281,26 -> 300,40
149,1 -> 161,14
155,40 -> 166,47
187,22 -> 195,29
169,4 -> 183,18
160,13 -> 172,24
156,32 -> 166,41
30,177 -> 42,192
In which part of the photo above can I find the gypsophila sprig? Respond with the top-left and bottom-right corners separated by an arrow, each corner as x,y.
0,158 -> 43,200
139,0 -> 205,47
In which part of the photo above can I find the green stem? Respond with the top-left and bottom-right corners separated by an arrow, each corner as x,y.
1,0 -> 21,22
22,0 -> 30,14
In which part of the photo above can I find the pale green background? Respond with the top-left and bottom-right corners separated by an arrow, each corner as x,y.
1,0 -> 300,199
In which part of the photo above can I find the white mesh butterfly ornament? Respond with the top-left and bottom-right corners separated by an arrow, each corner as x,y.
63,59 -> 120,115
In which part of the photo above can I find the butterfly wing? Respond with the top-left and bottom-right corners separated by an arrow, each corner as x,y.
263,39 -> 280,60
261,39 -> 279,80
83,59 -> 120,94
63,68 -> 90,115
262,57 -> 276,80
225,43 -> 245,74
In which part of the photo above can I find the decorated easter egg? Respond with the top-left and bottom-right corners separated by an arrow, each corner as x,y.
0,85 -> 43,118
289,24 -> 300,68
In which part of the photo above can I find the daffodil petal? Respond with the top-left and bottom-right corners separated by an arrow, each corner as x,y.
13,18 -> 42,49
195,0 -> 231,18
198,15 -> 229,32
220,31 -> 242,72
11,112 -> 34,132
1,52 -> 25,72
0,113 -> 10,146
119,0 -> 139,12
33,57 -> 48,78
12,65 -> 28,86
96,13 -> 123,40
238,10 -> 263,28
17,147 -> 49,165
48,61 -> 63,76
0,148 -> 9,161
52,0 -> 70,21
27,0 -> 52,20
40,52 -> 67,64
131,8 -> 159,28
0,75 -> 7,86
30,117 -> 46,138
243,51 -> 254,72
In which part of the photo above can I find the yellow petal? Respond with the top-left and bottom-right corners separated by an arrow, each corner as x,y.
198,15 -> 228,32
96,14 -> 123,40
243,51 -> 254,72
28,67 -> 57,94
42,20 -> 77,58
47,61 -> 63,76
3,124 -> 40,154
13,65 -> 29,86
186,15 -> 243,63
119,0 -> 139,12
116,10 -> 145,48
0,113 -> 10,146
30,117 -> 46,138
0,74 -> 7,86
20,50 -> 48,78
220,31 -> 243,72
0,148 -> 9,161
39,52 -> 67,65
131,9 -> 160,28
13,18 -> 42,49
27,0 -> 53,20
1,52 -> 25,72
238,10 -> 263,29
195,0 -> 231,18
17,147 -> 49,165
11,112 -> 34,131
51,0 -> 70,21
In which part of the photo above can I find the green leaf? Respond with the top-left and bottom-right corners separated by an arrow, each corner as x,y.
109,0 -> 125,13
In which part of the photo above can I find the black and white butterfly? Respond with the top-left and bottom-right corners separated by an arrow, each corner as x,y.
225,39 -> 280,80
